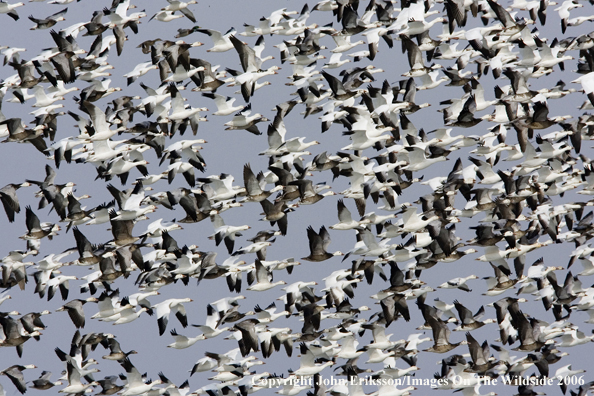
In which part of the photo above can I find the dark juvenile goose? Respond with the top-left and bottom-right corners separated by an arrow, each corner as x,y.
487,0 -> 527,36
512,310 -> 550,352
234,318 -> 261,356
102,337 -> 137,361
20,206 -> 60,241
380,293 -> 410,326
0,118 -> 45,143
56,297 -> 98,328
96,375 -> 124,396
424,314 -> 466,353
289,179 -> 336,205
0,182 -> 30,222
177,191 -> 213,223
465,332 -> 493,373
302,225 -> 343,262
259,198 -> 291,236
1,364 -> 37,394
28,7 -> 67,30
453,300 -> 496,331
0,315 -> 42,357
109,209 -> 138,246
322,70 -> 357,101
243,163 -> 279,202
30,371 -> 62,390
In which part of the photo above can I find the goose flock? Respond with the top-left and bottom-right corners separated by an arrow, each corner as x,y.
2,0 -> 594,395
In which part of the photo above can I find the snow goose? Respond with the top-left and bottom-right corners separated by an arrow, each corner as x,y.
293,350 -> 334,377
240,16 -> 283,36
247,259 -> 286,291
196,27 -> 235,52
208,213 -> 250,254
202,92 -> 244,116
123,61 -> 158,86
119,358 -> 162,396
111,306 -> 148,325
79,101 -> 119,141
92,290 -> 131,320
556,328 -> 594,347
190,304 -> 229,340
58,362 -> 98,394
418,70 -> 449,90
253,302 -> 287,323
102,157 -> 149,184
397,206 -> 439,234
162,0 -> 197,23
330,199 -> 370,230
0,2 -> 23,20
167,328 -> 205,349
166,83 -> 207,123
323,53 -> 351,69
438,274 -> 480,292
555,0 -> 583,32
572,72 -> 594,107
232,240 -> 273,260
150,10 -> 185,22
224,104 -> 268,135
152,297 -> 192,336
331,335 -> 363,360
110,183 -> 156,221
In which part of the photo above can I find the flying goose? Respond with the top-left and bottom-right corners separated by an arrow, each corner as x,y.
209,213 -> 250,254
424,313 -> 467,353
321,70 -> 357,100
20,206 -> 60,241
119,358 -> 163,396
329,199 -> 370,230
233,318 -> 261,356
202,92 -> 244,116
56,297 -> 98,328
302,225 -> 343,262
30,371 -> 62,391
224,105 -> 268,135
0,182 -> 30,223
152,297 -> 192,336
196,27 -> 235,52
247,259 -> 287,291
1,364 -> 36,394
28,7 -> 67,30
453,301 -> 496,331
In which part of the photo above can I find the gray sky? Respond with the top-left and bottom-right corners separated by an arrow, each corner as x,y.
0,0 -> 594,395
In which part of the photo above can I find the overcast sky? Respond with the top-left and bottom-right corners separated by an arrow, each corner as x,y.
0,0 -> 594,395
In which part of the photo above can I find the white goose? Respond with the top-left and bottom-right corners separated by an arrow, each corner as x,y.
247,259 -> 286,291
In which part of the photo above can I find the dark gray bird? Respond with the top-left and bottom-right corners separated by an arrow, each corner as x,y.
0,182 -> 29,222
234,318 -> 260,356
28,7 -> 67,30
1,364 -> 36,394
56,297 -> 98,328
